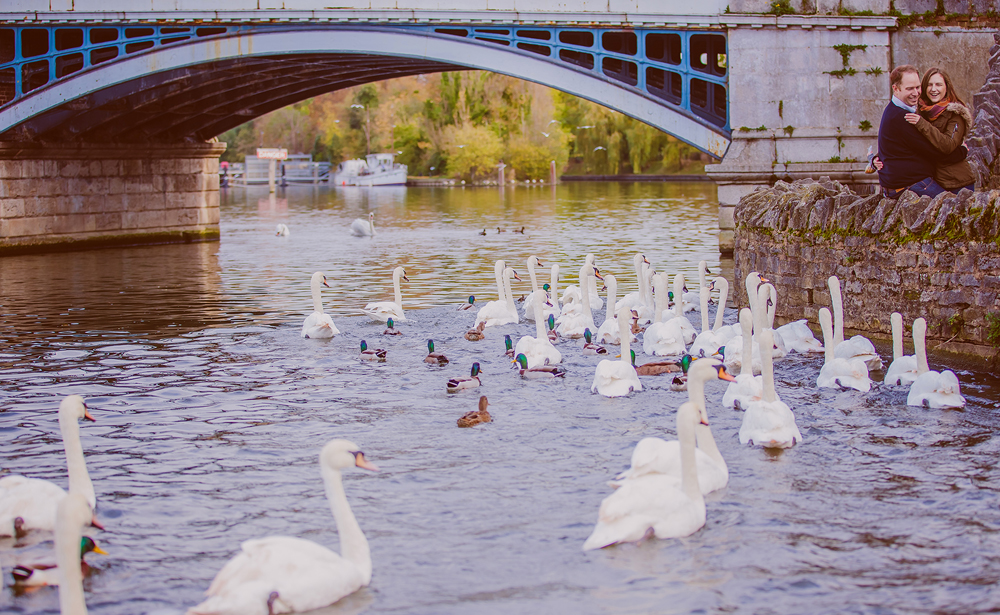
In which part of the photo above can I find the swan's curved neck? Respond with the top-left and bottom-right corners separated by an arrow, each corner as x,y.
642,266 -> 654,314
766,285 -> 777,328
549,265 -> 560,307
56,510 -> 88,615
586,255 -> 598,299
322,465 -> 372,585
392,269 -> 403,307
652,275 -> 666,323
753,286 -> 769,342
891,313 -> 903,361
503,271 -> 516,316
604,276 -> 617,323
60,411 -> 95,509
579,267 -> 594,327
493,262 -> 505,301
311,277 -> 324,314
527,258 -> 539,293
745,273 -> 759,318
699,284 -> 710,333
673,274 -> 684,318
739,308 -> 753,376
713,278 -> 729,332
677,405 -> 702,502
829,277 -> 845,346
914,318 -> 929,374
819,309 -> 834,365
759,330 -> 777,402
533,295 -> 546,339
618,306 -> 632,364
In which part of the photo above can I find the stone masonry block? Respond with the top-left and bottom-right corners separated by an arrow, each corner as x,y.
0,198 -> 25,218
122,209 -> 170,230
3,216 -> 48,237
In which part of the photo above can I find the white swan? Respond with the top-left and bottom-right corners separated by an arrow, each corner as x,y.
350,212 -> 375,237
613,358 -> 735,494
829,276 -> 883,371
591,306 -> 643,397
907,318 -> 966,408
775,320 -> 823,353
361,266 -> 409,323
642,274 -> 687,356
0,395 -> 99,537
689,276 -> 731,357
739,328 -> 802,448
475,261 -> 520,328
56,493 -> 94,615
562,254 -> 603,311
816,308 -> 871,392
514,290 -> 562,368
189,440 -> 378,615
614,254 -> 651,315
582,401 -> 705,550
540,264 -> 562,322
595,274 -> 633,345
660,273 -> 698,344
759,284 -> 788,359
301,272 -> 339,339
679,260 -> 711,313
275,224 -> 290,237
722,308 -> 766,410
557,264 -> 599,338
885,312 -> 919,386
523,255 -> 543,321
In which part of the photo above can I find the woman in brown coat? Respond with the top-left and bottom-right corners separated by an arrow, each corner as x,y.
904,67 -> 975,192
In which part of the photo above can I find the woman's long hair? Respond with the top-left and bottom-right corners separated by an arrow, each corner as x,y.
920,67 -> 966,107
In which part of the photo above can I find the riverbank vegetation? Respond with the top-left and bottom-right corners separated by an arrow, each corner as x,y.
219,72 -> 709,181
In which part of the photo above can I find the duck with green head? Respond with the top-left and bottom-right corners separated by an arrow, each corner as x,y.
459,295 -> 476,311
504,335 -> 514,358
382,318 -> 402,336
360,340 -> 387,362
546,314 -> 559,341
447,363 -> 482,393
512,353 -> 567,379
582,328 -> 607,355
630,350 -> 693,377
424,340 -> 449,365
11,535 -> 107,586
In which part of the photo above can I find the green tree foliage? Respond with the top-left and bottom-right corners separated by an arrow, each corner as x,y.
217,71 -> 707,177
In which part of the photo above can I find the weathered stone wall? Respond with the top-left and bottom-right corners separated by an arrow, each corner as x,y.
0,143 -> 224,254
734,178 -> 1000,360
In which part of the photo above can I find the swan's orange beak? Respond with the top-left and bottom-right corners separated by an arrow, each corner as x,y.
322,277 -> 331,288
403,274 -> 410,282
354,452 -> 379,472
593,269 -> 604,281
512,271 -> 523,281
759,275 -> 770,283
90,515 -> 104,530
83,409 -> 95,422
717,365 -> 737,382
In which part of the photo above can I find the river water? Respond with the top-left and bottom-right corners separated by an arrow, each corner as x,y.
1,182 -> 998,615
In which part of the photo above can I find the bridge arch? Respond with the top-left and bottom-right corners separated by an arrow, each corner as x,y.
0,26 -> 730,157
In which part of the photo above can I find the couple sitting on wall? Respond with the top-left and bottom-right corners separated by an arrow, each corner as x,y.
873,64 -> 975,199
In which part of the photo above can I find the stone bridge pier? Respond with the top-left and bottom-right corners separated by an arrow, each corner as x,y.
0,144 -> 223,255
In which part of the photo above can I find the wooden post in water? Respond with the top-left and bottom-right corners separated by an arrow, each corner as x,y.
268,159 -> 276,193
550,160 -> 556,184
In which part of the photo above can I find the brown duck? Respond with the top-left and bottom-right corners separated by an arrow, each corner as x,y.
457,396 -> 492,428
465,321 -> 486,341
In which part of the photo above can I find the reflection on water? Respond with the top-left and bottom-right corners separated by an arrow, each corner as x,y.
1,183 -> 999,615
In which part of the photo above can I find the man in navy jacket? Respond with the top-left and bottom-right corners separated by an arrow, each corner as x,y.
877,64 -> 967,199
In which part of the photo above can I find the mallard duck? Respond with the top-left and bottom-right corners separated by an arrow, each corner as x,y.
424,340 -> 449,365
11,536 -> 107,586
546,314 -> 559,342
513,226 -> 525,233
504,334 -> 515,358
457,396 -> 492,428
496,227 -> 506,233
383,318 -> 402,336
447,363 -> 482,393
512,353 -> 567,379
630,310 -> 644,335
582,329 -> 607,355
465,321 -> 486,341
458,295 -> 476,311
359,340 -> 387,362
478,229 -> 487,236
631,350 -> 693,377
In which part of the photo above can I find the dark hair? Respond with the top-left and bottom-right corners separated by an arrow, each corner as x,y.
919,67 -> 965,107
889,65 -> 919,91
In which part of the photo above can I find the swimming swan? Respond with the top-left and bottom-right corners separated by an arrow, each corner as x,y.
596,274 -> 634,345
0,395 -> 99,537
55,493 -> 96,615
828,276 -> 883,371
302,272 -> 339,339
189,440 -> 378,615
514,290 -> 562,368
591,305 -> 642,397
739,328 -> 802,448
582,401 -> 707,550
816,307 -> 871,392
475,264 -> 521,328
642,274 -> 687,356
350,212 -> 376,237
906,318 -> 966,408
722,308 -> 766,410
362,266 -> 409,323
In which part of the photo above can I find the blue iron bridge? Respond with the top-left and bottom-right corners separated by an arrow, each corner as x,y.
0,20 -> 730,156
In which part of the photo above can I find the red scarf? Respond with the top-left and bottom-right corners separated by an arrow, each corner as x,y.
919,102 -> 949,121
